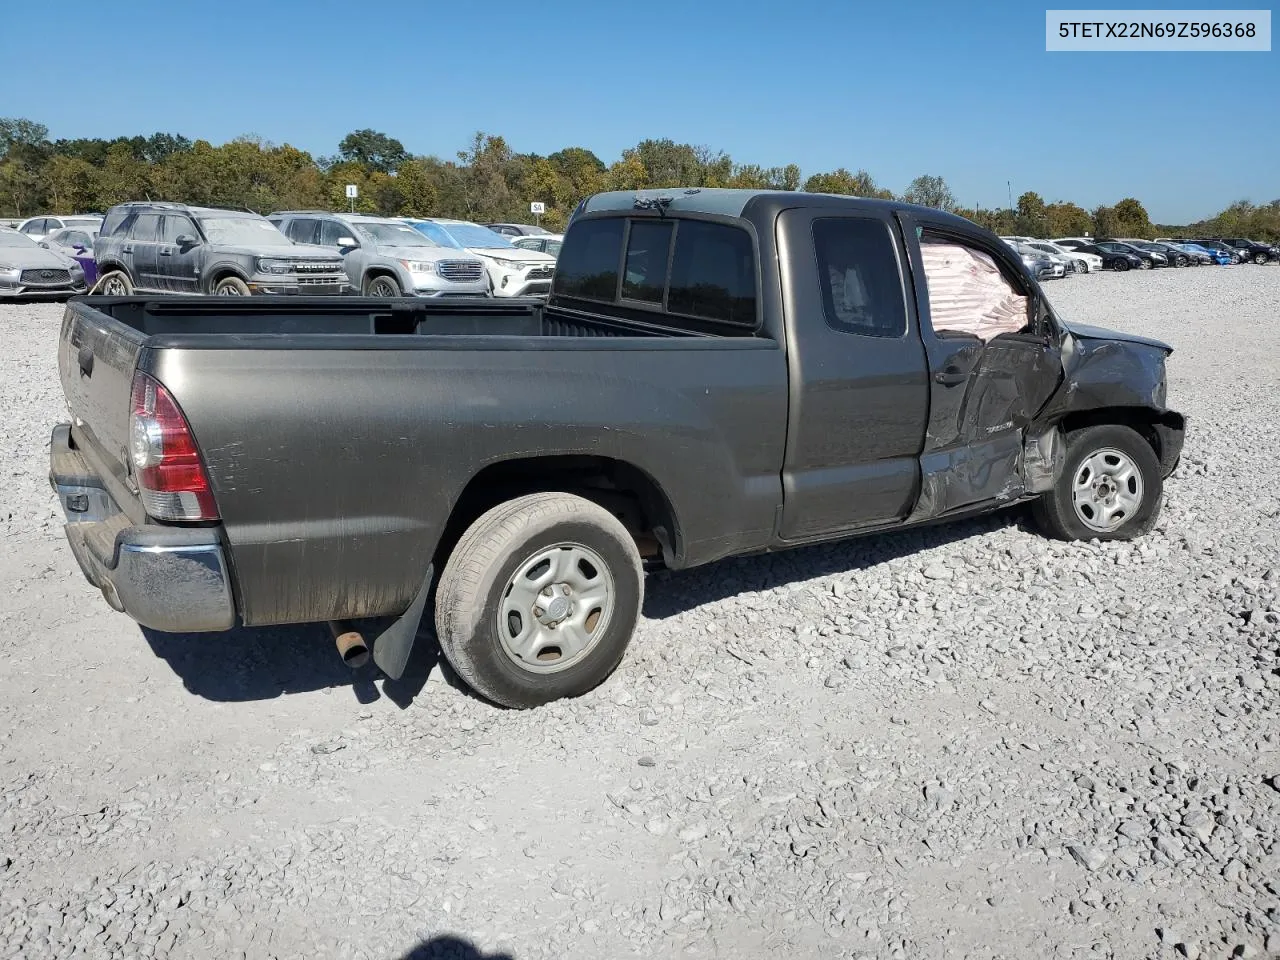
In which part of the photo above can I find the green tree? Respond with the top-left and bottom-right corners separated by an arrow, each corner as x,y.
1044,201 -> 1092,237
802,168 -> 891,198
42,155 -> 98,212
902,174 -> 955,211
338,129 -> 409,173
93,142 -> 150,208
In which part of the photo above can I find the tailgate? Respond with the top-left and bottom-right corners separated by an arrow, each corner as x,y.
57,300 -> 148,506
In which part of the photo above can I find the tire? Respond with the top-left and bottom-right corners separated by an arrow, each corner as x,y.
1113,258 -> 1130,272
364,274 -> 401,297
98,270 -> 132,296
214,275 -> 250,296
1254,252 -> 1269,265
1074,260 -> 1088,274
1176,255 -> 1188,267
1138,259 -> 1151,270
435,492 -> 644,709
1031,424 -> 1163,542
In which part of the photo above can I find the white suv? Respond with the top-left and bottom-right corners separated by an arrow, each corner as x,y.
17,215 -> 103,243
405,219 -> 556,297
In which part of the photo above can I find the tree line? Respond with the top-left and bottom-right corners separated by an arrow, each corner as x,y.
2,118 -> 1277,241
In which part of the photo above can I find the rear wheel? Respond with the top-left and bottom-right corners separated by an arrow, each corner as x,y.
1113,258 -> 1130,272
364,274 -> 401,297
98,270 -> 132,296
1031,424 -> 1162,542
1175,255 -> 1188,267
435,493 -> 644,709
1254,252 -> 1269,265
214,276 -> 250,296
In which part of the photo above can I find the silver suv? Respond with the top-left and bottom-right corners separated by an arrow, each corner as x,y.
94,203 -> 347,296
269,211 -> 489,297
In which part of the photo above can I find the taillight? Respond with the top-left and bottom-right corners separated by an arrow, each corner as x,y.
128,372 -> 218,521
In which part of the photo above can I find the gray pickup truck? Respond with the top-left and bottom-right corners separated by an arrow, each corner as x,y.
50,188 -> 1185,709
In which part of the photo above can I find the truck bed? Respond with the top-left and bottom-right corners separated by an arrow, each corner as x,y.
87,295 -> 734,341
57,295 -> 788,628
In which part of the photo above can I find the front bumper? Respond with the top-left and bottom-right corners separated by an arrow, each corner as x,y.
248,274 -> 348,295
493,276 -> 553,297
0,276 -> 88,297
49,424 -> 236,633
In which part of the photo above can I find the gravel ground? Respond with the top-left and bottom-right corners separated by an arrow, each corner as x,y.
1,267 -> 1278,960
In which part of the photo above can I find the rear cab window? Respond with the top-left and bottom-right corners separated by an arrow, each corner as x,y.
553,215 -> 758,333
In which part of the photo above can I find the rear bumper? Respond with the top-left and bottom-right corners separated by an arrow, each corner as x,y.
49,423 -> 236,633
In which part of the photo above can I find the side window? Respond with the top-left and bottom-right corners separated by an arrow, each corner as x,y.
812,218 -> 907,338
101,210 -> 130,237
20,219 -> 45,235
159,215 -> 196,243
552,217 -> 624,301
290,218 -> 320,245
318,219 -> 349,246
621,221 -> 673,303
667,220 -> 756,326
919,233 -> 1030,341
130,214 -> 161,242
69,231 -> 91,247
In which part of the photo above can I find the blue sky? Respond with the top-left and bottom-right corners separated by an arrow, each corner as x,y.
3,0 -> 1275,222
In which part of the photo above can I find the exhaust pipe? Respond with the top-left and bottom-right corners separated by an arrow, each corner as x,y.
329,620 -> 370,669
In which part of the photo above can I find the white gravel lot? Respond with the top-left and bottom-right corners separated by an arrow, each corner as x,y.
1,267 -> 1278,960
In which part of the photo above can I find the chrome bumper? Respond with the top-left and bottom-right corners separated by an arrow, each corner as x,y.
50,424 -> 236,633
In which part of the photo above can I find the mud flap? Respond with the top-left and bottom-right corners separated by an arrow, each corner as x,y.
371,564 -> 434,680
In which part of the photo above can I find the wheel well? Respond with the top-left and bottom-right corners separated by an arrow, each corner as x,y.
436,456 -> 679,571
1057,407 -> 1184,474
363,268 -> 398,289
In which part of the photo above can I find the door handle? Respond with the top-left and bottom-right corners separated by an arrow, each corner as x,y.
122,245 -> 133,254
934,368 -> 969,386
159,249 -> 172,256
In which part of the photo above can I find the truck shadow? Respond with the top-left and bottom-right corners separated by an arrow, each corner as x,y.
139,618 -> 450,708
141,508 -> 1025,707
395,934 -> 513,959
642,509 -> 1021,620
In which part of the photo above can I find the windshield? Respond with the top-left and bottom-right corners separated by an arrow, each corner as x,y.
355,221 -> 437,247
0,231 -> 37,248
405,221 -> 463,249
199,216 -> 294,247
437,222 -> 514,249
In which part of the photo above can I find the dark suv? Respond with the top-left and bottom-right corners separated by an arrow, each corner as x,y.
1207,237 -> 1278,265
94,202 -> 348,296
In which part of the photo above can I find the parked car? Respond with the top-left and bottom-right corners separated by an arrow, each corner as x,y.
269,211 -> 489,297
49,187 -> 1185,709
1007,241 -> 1067,279
16,214 -> 103,243
512,233 -> 564,258
0,228 -> 88,298
93,202 -> 348,296
1165,238 -> 1242,264
40,226 -> 100,284
485,223 -> 551,237
1052,237 -> 1095,249
1166,241 -> 1233,265
1023,240 -> 1104,273
404,218 -> 557,297
1092,240 -> 1163,269
1123,240 -> 1191,266
1210,237 -> 1278,264
1071,243 -> 1146,271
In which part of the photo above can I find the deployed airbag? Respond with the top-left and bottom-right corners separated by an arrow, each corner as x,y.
920,241 -> 1028,341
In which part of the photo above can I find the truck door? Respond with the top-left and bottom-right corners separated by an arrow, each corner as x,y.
898,215 -> 1063,518
777,209 -> 930,540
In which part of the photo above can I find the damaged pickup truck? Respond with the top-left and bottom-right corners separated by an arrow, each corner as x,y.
50,188 -> 1185,708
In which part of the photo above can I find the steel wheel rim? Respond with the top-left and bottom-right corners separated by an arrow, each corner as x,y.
216,284 -> 243,296
497,542 -> 616,674
369,278 -> 397,297
1071,447 -> 1144,533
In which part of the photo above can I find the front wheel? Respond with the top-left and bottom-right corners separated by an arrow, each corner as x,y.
1031,424 -> 1163,541
1114,258 -> 1130,272
435,493 -> 644,709
214,276 -> 250,296
1176,255 -> 1188,267
364,274 -> 401,297
1254,252 -> 1269,265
